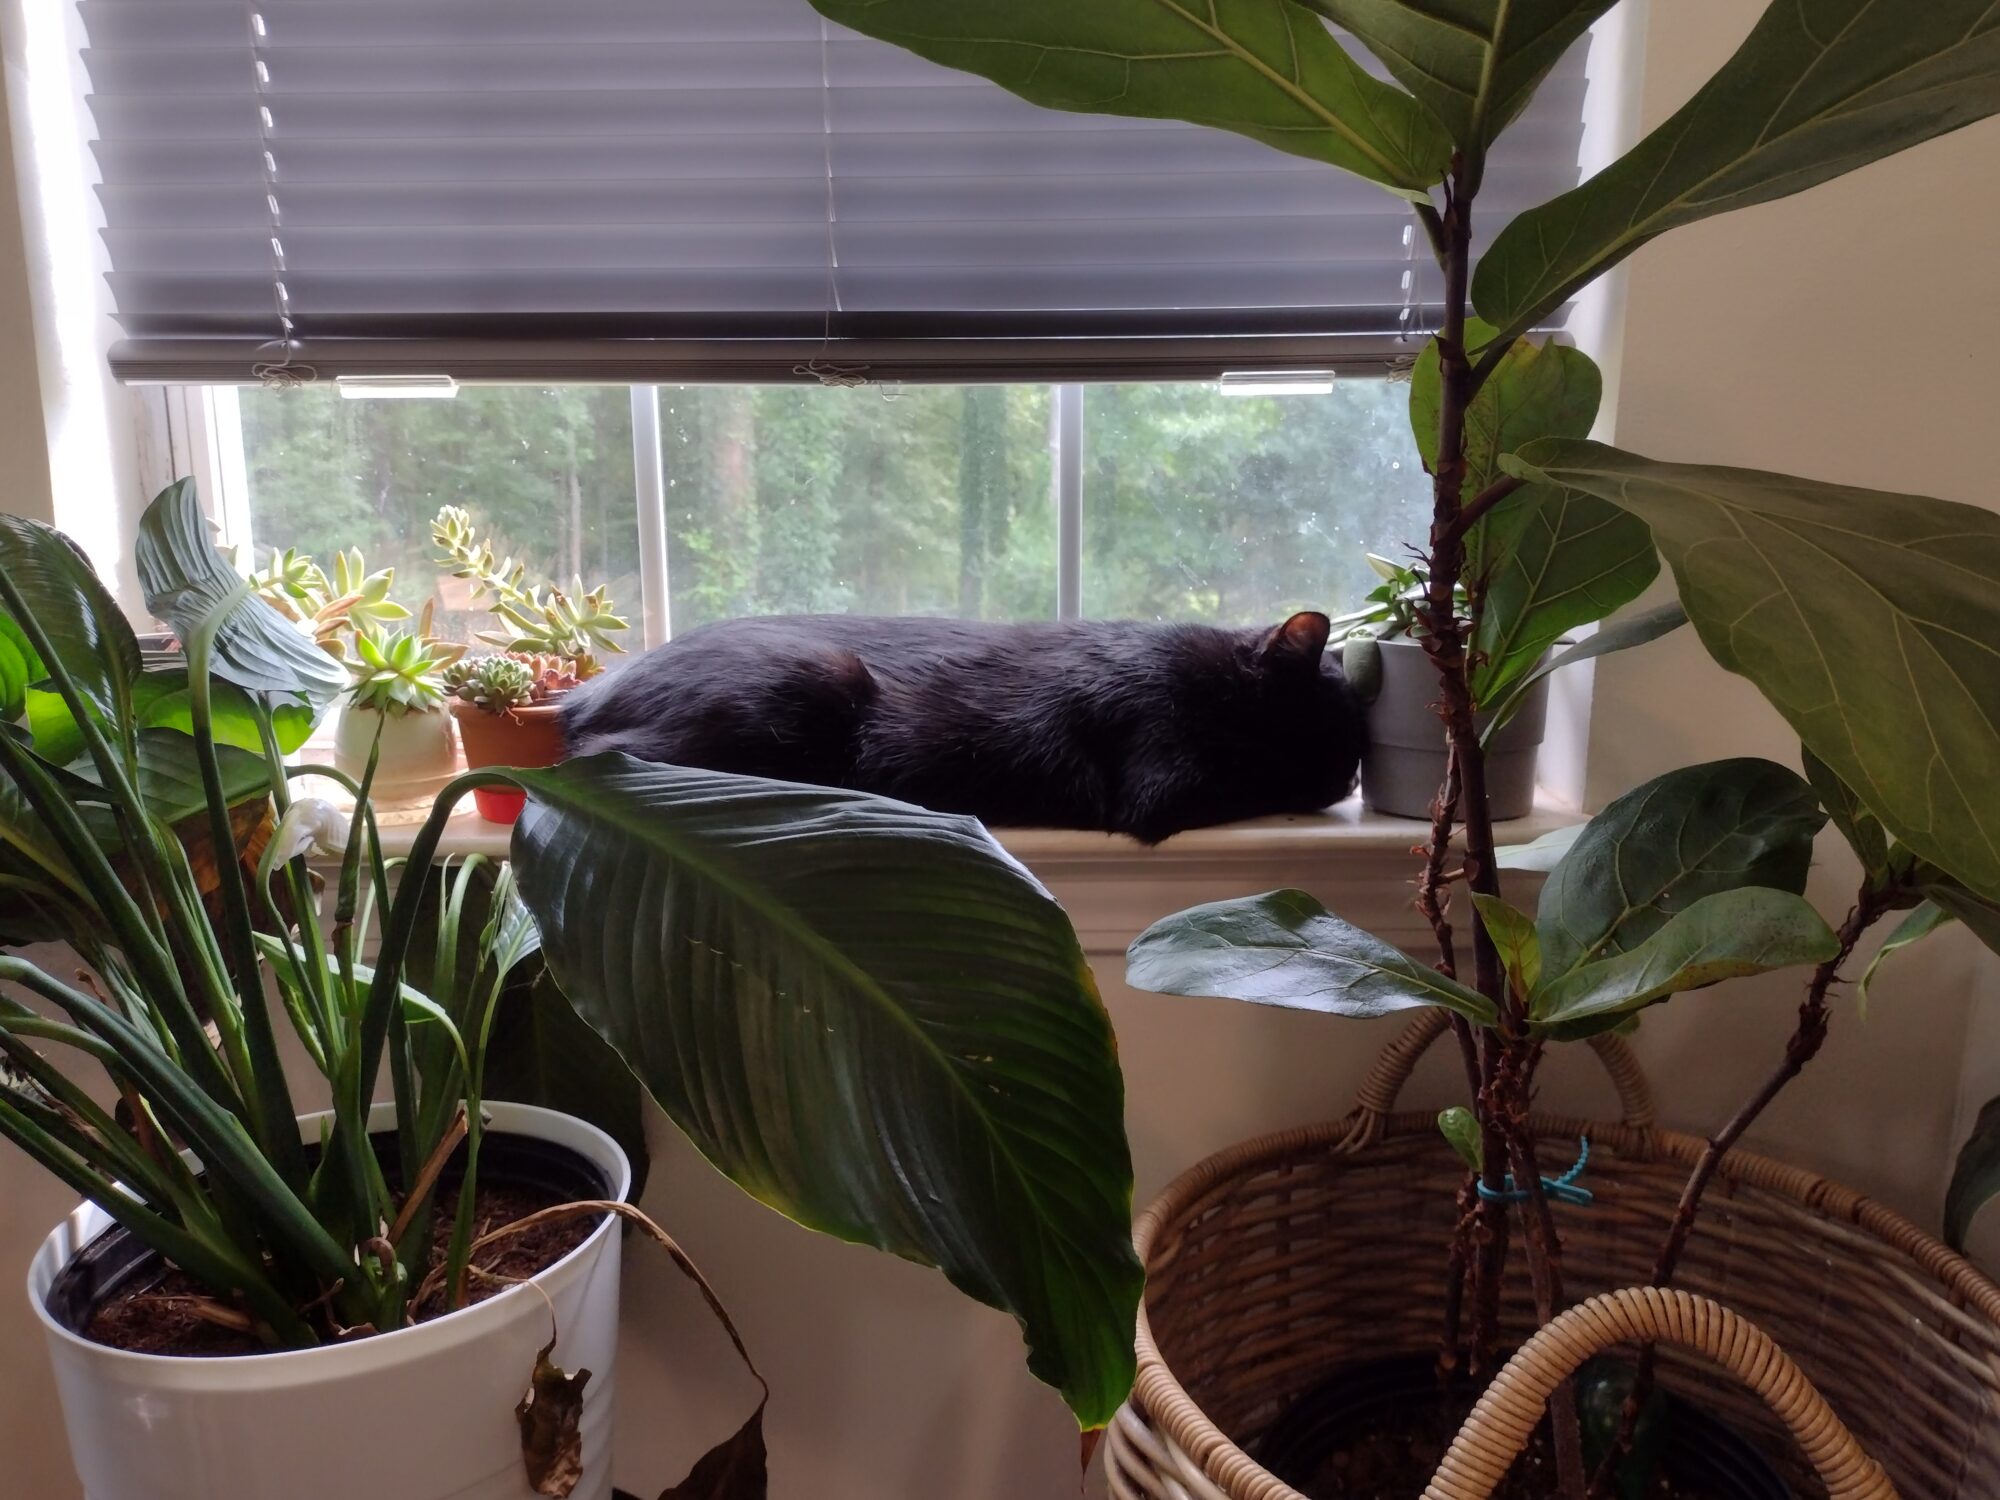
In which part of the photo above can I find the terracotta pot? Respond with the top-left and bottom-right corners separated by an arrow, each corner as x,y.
450,700 -> 568,824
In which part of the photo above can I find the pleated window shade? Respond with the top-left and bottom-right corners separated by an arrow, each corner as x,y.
80,0 -> 1592,384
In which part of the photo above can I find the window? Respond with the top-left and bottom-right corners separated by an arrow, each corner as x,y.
232,379 -> 1432,640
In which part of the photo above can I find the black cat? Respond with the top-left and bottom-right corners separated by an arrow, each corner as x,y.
560,612 -> 1365,843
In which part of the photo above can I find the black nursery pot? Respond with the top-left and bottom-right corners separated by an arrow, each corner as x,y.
1254,1353 -> 1792,1500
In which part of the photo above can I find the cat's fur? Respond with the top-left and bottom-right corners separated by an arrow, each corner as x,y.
561,612 -> 1365,843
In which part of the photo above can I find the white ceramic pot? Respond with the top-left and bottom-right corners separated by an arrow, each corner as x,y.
334,702 -> 460,802
29,1102 -> 630,1500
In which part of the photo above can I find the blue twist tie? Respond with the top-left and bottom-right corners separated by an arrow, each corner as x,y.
1475,1137 -> 1593,1207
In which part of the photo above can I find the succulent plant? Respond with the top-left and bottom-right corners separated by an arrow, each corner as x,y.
451,655 -> 538,714
432,505 -> 628,676
250,544 -> 411,659
503,651 -> 583,701
344,629 -> 458,716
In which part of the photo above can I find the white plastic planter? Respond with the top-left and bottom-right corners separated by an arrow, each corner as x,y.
334,702 -> 460,802
29,1102 -> 630,1500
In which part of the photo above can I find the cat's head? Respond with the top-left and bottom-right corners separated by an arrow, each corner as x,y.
1125,611 -> 1366,842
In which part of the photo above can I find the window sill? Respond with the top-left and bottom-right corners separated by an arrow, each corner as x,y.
323,779 -> 1579,955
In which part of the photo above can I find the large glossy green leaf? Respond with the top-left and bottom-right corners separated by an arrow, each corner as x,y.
0,615 -> 35,724
0,516 -> 143,751
1409,331 -> 1646,703
1534,887 -> 1838,1029
1504,440 -> 2000,905
806,0 -> 1452,197
1127,887 -> 1497,1024
1475,0 -> 2000,340
135,480 -> 345,710
1301,0 -> 1614,152
29,669 -> 317,768
1536,758 -> 1826,981
504,755 -> 1140,1428
1471,486 -> 1659,706
1947,1093 -> 2000,1251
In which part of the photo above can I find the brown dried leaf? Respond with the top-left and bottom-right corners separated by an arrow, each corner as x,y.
656,1398 -> 767,1500
516,1333 -> 592,1498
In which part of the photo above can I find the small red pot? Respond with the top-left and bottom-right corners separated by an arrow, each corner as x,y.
448,699 -> 568,825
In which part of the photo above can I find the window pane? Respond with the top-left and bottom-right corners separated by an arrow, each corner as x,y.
236,385 -> 640,646
1082,380 -> 1431,624
654,385 -> 1055,632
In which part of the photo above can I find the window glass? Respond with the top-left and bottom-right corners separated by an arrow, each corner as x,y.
237,385 -> 640,645
1083,381 -> 1430,624
653,385 -> 1055,632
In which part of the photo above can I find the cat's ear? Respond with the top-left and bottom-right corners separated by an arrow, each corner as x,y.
1259,611 -> 1331,670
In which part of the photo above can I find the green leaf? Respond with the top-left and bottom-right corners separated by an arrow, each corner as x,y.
505,755 -> 1141,1429
1474,0 -> 2000,340
1536,758 -> 1826,982
1302,0 -> 1616,152
805,0 -> 1453,198
0,516 -> 143,750
1127,887 -> 1497,1024
1471,485 -> 1659,707
1471,892 -> 1540,1000
1437,1106 -> 1483,1173
130,671 -> 318,756
1921,879 -> 2000,960
1950,1095 -> 2000,1250
1801,745 -> 1891,887
1479,600 -> 1687,745
1408,333 -> 1645,704
1504,440 -> 2000,905
1856,900 -> 1952,1015
135,480 -> 346,711
0,614 -> 36,723
1535,887 -> 1839,1029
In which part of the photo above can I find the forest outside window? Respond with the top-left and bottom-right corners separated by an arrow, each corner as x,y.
229,379 -> 1433,644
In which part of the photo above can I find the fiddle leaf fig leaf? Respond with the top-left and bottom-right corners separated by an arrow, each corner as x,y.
1437,1106 -> 1484,1173
1408,334 -> 1646,705
1534,887 -> 1839,1030
1496,822 -> 1585,874
1301,0 -> 1616,153
805,0 -> 1453,197
1537,758 -> 1827,981
1504,441 -> 2000,905
1801,744 -> 1892,885
505,755 -> 1141,1429
1947,1094 -> 2000,1251
1128,888 -> 1499,1025
1474,0 -> 2000,341
1920,880 -> 2000,961
1471,893 -> 1540,1001
1856,900 -> 1953,1016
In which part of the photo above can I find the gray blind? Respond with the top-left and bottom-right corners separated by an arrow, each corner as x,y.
81,0 -> 1591,384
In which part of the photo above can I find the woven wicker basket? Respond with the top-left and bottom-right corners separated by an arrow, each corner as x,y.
1106,1011 -> 2000,1500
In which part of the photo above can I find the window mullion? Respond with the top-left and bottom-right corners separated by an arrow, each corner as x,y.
1055,383 -> 1083,620
629,384 -> 672,647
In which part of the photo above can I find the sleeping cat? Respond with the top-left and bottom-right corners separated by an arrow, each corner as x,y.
560,612 -> 1366,844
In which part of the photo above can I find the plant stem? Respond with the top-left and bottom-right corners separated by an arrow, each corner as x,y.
1584,885 -> 1893,1499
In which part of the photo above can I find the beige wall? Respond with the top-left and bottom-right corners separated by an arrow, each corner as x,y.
2,2 -> 1999,1496
0,37 -> 53,522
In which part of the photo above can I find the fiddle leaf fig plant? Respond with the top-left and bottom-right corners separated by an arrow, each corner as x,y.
1,483 -> 1142,1446
810,0 -> 2000,1487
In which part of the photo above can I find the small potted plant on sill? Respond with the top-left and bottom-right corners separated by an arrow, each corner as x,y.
332,619 -> 466,803
445,654 -> 578,824
4,481 -> 1142,1499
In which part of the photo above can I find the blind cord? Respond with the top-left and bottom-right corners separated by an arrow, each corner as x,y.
247,6 -> 314,388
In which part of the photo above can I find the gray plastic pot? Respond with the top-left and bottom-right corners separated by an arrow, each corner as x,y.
1343,636 -> 1550,821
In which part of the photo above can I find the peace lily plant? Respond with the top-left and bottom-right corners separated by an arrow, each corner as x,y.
806,0 -> 2000,1493
0,483 -> 1141,1494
